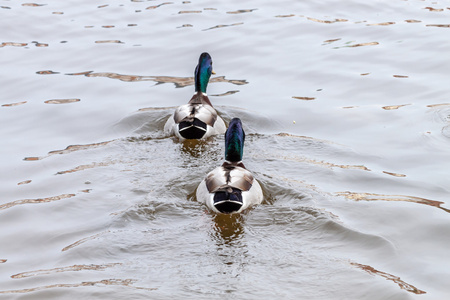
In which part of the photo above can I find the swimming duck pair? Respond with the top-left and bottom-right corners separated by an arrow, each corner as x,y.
164,53 -> 263,214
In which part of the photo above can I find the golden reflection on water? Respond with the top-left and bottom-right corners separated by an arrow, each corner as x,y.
95,40 -> 124,44
203,22 -> 244,31
254,150 -> 370,171
323,38 -> 341,43
49,141 -> 113,155
22,3 -> 45,7
306,17 -> 348,24
33,42 -> 48,47
11,263 -> 122,279
210,90 -> 239,97
277,175 -> 319,192
36,70 -> 59,75
0,42 -> 27,48
275,132 -> 340,146
325,40 -> 379,49
1,101 -> 27,107
275,14 -> 295,18
62,230 -> 110,252
138,106 -> 175,112
0,279 -> 155,294
44,98 -> 80,104
0,193 -> 76,211
227,9 -> 256,14
66,71 -> 247,88
382,171 -> 406,177
337,191 -> 450,213
382,104 -> 410,110
24,140 -> 113,161
427,103 -> 450,108
56,161 -> 114,175
351,262 -> 426,295
180,139 -> 216,158
348,42 -> 379,47
366,22 -> 395,26
426,24 -> 450,28
424,7 -> 444,12
147,2 -> 173,10
210,214 -> 245,245
17,180 -> 32,185
178,10 -> 202,14
292,96 -> 315,101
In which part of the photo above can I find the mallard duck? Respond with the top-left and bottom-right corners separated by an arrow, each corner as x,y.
164,52 -> 226,140
196,118 -> 263,213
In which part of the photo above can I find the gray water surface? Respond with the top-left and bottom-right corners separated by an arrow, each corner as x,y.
1,0 -> 450,299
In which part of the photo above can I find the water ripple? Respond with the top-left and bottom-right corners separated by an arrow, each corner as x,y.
351,262 -> 426,295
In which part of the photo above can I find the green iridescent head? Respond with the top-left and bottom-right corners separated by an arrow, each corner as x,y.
194,52 -> 213,93
225,118 -> 245,162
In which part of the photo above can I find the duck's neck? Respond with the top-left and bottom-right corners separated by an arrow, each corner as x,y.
194,55 -> 212,93
225,123 -> 244,163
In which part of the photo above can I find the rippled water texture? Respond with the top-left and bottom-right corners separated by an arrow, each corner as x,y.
1,0 -> 450,299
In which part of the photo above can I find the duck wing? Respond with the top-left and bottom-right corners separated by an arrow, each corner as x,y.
173,104 -> 217,127
205,166 -> 254,193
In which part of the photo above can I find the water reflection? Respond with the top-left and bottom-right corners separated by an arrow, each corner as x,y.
209,214 -> 245,245
64,71 -> 248,88
226,9 -> 257,14
337,191 -> 450,213
17,180 -> 32,185
382,104 -> 410,110
210,90 -> 239,97
94,40 -> 124,44
56,161 -> 113,175
275,14 -> 295,18
424,7 -> 443,12
180,139 -> 216,158
23,140 -> 114,161
62,230 -> 110,252
205,213 -> 249,282
11,263 -> 122,279
426,24 -> 450,28
351,262 -> 426,295
44,98 -> 80,104
178,10 -> 201,14
1,101 -> 27,107
0,193 -> 76,211
0,279 -> 154,295
22,3 -> 45,7
367,22 -> 395,26
203,23 -> 244,31
146,2 -> 173,10
36,70 -> 59,75
0,42 -> 27,47
306,17 -> 348,24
